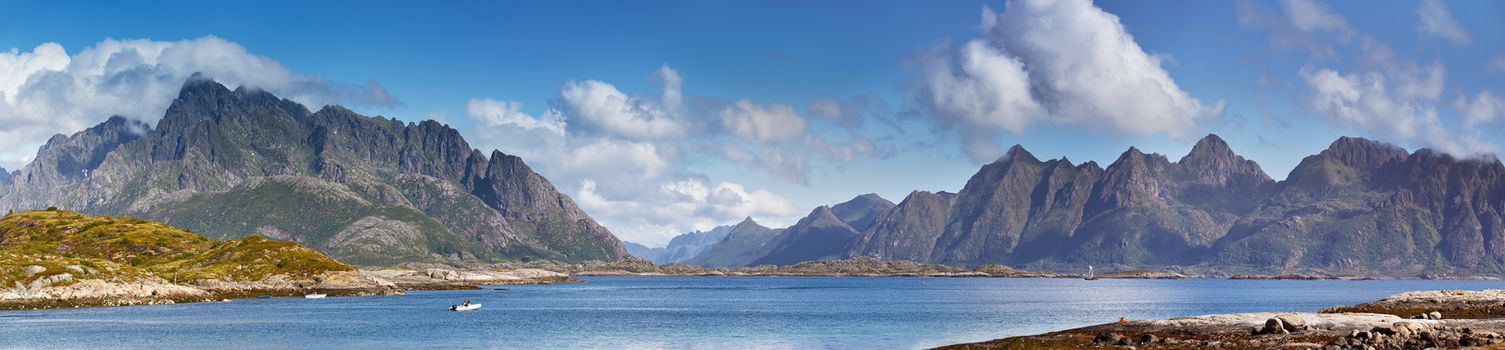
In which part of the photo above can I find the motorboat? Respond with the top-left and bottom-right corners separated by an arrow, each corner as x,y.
450,303 -> 482,311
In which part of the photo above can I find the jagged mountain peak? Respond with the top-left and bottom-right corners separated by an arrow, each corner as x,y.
1106,146 -> 1171,173
1000,144 -> 1038,164
830,193 -> 896,232
1177,134 -> 1273,186
1320,136 -> 1409,170
159,76 -> 311,133
1079,160 -> 1102,171
1183,134 -> 1234,161
833,193 -> 892,210
725,217 -> 774,235
808,205 -> 840,221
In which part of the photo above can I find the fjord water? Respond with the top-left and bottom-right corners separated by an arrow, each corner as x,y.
1,277 -> 1499,349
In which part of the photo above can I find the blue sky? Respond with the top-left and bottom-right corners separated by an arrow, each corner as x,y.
1,0 -> 1503,246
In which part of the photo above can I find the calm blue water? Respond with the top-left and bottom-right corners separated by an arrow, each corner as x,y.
0,277 -> 1500,349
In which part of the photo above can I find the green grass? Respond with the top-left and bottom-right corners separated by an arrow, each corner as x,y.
0,210 -> 351,288
148,177 -> 497,265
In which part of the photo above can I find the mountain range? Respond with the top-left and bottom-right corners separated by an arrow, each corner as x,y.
625,225 -> 735,264
646,134 -> 1505,276
11,77 -> 1505,276
0,76 -> 627,266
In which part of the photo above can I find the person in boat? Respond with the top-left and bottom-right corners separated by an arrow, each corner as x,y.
463,300 -> 471,306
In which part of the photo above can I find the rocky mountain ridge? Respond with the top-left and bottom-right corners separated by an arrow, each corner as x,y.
686,135 -> 1505,276
0,76 -> 627,265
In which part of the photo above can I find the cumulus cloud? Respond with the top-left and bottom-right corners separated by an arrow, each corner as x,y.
1415,0 -> 1471,45
808,95 -> 891,131
465,65 -> 826,246
0,36 -> 401,169
466,98 -> 564,134
574,178 -> 798,246
720,99 -> 806,144
1241,0 -> 1499,158
1455,91 -> 1504,128
910,0 -> 1221,162
557,79 -> 686,141
1301,66 -> 1494,156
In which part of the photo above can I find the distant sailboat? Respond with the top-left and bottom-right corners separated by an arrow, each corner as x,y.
1085,265 -> 1099,280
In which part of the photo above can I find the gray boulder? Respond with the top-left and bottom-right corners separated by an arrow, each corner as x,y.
21,265 -> 45,277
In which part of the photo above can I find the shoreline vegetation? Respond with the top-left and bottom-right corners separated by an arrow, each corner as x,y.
937,290 -> 1505,349
0,209 -> 574,311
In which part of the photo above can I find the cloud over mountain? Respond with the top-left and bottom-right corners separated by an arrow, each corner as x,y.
1237,0 -> 1501,157
0,36 -> 401,169
909,0 -> 1222,162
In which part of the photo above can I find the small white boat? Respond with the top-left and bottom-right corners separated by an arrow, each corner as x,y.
304,294 -> 327,299
450,303 -> 482,311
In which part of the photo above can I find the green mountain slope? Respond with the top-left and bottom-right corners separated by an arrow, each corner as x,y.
0,209 -> 351,289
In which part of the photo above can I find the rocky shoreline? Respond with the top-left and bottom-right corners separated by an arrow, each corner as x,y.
0,268 -> 574,311
938,289 -> 1505,349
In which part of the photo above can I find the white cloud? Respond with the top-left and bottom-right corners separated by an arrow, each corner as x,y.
1236,0 -> 1338,57
911,0 -> 1221,162
1455,91 -> 1504,128
914,39 -> 1040,142
1415,0 -> 1471,45
1250,0 -> 1496,158
1301,67 -> 1495,156
1279,0 -> 1351,34
464,65 -> 818,246
574,178 -> 798,246
0,36 -> 400,169
655,64 -> 684,114
466,98 -> 564,134
720,99 -> 806,144
557,79 -> 686,141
